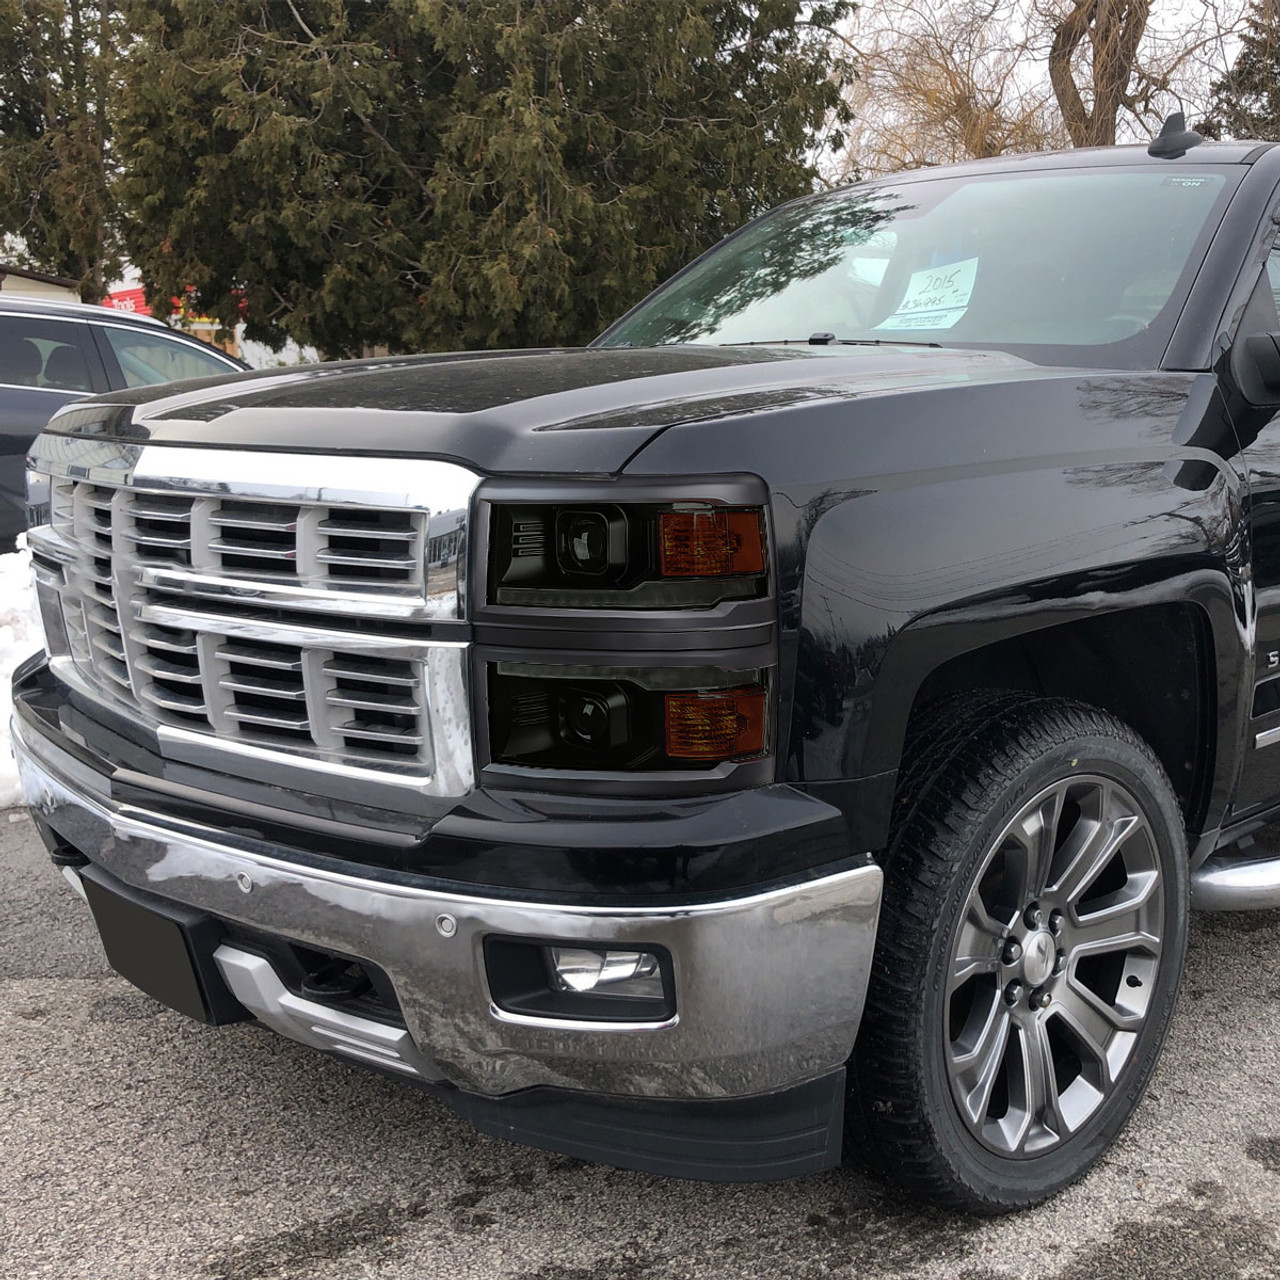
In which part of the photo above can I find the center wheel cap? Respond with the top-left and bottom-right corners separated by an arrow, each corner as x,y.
1022,929 -> 1057,987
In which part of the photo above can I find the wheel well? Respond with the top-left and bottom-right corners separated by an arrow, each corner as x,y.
909,603 -> 1213,828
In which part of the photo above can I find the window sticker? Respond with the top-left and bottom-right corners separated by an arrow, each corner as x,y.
874,257 -> 979,331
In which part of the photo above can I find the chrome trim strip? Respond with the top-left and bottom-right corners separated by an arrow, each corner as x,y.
1256,725 -> 1280,750
16,719 -> 883,1100
0,302 -> 168,328
136,599 -> 456,656
130,446 -> 479,513
0,303 -> 240,356
0,381 -> 90,396
487,1001 -> 679,1034
137,565 -> 464,623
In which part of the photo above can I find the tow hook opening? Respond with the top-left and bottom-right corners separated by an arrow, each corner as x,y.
298,956 -> 373,1003
224,929 -> 406,1028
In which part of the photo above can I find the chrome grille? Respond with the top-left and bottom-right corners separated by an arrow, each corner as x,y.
317,510 -> 421,584
208,501 -> 298,578
102,489 -> 428,588
219,639 -> 311,741
45,476 -> 438,769
124,492 -> 194,565
325,656 -> 425,756
135,622 -> 207,723
59,481 -> 432,589
54,479 -> 132,697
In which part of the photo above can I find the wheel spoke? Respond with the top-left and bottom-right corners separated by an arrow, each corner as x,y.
1007,782 -> 1066,902
951,1000 -> 1012,1127
1051,787 -> 1143,906
1069,871 -> 1161,958
1021,1016 -> 1070,1142
1057,982 -> 1127,1078
950,896 -> 1004,993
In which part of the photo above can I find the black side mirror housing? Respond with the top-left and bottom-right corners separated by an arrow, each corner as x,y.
1230,332 -> 1280,408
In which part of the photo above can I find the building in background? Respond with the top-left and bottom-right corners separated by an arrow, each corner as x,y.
0,264 -> 78,301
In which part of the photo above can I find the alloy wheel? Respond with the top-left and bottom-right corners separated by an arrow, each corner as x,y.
944,775 -> 1164,1158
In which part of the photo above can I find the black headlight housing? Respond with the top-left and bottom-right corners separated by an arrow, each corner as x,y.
488,665 -> 769,772
488,500 -> 767,608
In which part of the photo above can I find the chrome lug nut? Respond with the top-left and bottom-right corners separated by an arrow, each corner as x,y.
1048,909 -> 1066,936
1004,980 -> 1025,1007
1003,939 -> 1023,965
1054,950 -> 1066,975
1030,987 -> 1052,1010
1023,903 -> 1045,929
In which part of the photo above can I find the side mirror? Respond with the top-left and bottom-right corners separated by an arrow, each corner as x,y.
1230,332 -> 1280,408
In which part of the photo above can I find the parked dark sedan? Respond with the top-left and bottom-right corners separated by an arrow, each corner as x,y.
0,296 -> 245,550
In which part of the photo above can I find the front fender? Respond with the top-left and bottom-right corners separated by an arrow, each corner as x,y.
793,456 -> 1247,787
626,367 -> 1251,850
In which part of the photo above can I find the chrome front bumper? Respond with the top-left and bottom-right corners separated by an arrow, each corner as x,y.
14,714 -> 883,1103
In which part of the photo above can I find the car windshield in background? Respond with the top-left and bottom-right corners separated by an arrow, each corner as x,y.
598,166 -> 1238,369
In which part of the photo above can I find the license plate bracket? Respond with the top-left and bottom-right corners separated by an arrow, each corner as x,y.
79,863 -> 246,1025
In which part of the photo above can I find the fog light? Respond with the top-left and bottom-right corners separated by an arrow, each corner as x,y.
548,947 -> 664,999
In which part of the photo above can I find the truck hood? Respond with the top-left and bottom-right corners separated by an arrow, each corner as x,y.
43,344 -> 1056,475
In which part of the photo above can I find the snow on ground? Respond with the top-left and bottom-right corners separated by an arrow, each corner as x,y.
0,543 -> 42,808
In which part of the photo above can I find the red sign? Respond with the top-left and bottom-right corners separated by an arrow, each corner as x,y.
103,288 -> 151,316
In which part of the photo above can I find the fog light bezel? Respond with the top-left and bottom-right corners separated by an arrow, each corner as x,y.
484,935 -> 676,1024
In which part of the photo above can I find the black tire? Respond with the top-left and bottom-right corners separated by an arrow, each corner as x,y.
851,694 -> 1189,1213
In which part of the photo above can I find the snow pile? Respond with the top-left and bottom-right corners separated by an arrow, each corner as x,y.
0,542 -> 42,808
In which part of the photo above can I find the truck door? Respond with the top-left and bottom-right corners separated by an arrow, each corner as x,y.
1225,237 -> 1280,816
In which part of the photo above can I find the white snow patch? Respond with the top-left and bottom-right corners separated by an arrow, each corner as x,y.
0,541 -> 43,808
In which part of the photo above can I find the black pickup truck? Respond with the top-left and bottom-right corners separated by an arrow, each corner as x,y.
15,125 -> 1280,1214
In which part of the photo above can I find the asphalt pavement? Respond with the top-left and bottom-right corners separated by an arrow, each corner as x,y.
4,806 -> 1280,1280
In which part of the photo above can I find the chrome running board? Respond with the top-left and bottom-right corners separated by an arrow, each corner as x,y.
1190,853 -> 1280,910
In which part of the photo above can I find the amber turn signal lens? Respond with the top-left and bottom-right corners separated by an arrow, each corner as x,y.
658,508 -> 765,577
664,687 -> 767,760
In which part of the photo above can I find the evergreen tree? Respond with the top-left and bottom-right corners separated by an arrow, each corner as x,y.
114,0 -> 852,355
1203,0 -> 1280,140
0,0 -> 119,300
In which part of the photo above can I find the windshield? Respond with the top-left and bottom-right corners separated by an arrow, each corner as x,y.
597,166 -> 1238,369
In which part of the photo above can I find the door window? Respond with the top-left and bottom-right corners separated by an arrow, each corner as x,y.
1235,237 -> 1280,338
0,316 -> 95,391
98,324 -> 235,387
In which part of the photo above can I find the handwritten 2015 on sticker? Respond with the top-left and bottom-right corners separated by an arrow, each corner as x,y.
874,257 -> 979,332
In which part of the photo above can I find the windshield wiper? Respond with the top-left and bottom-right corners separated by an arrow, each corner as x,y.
717,335 -> 944,349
